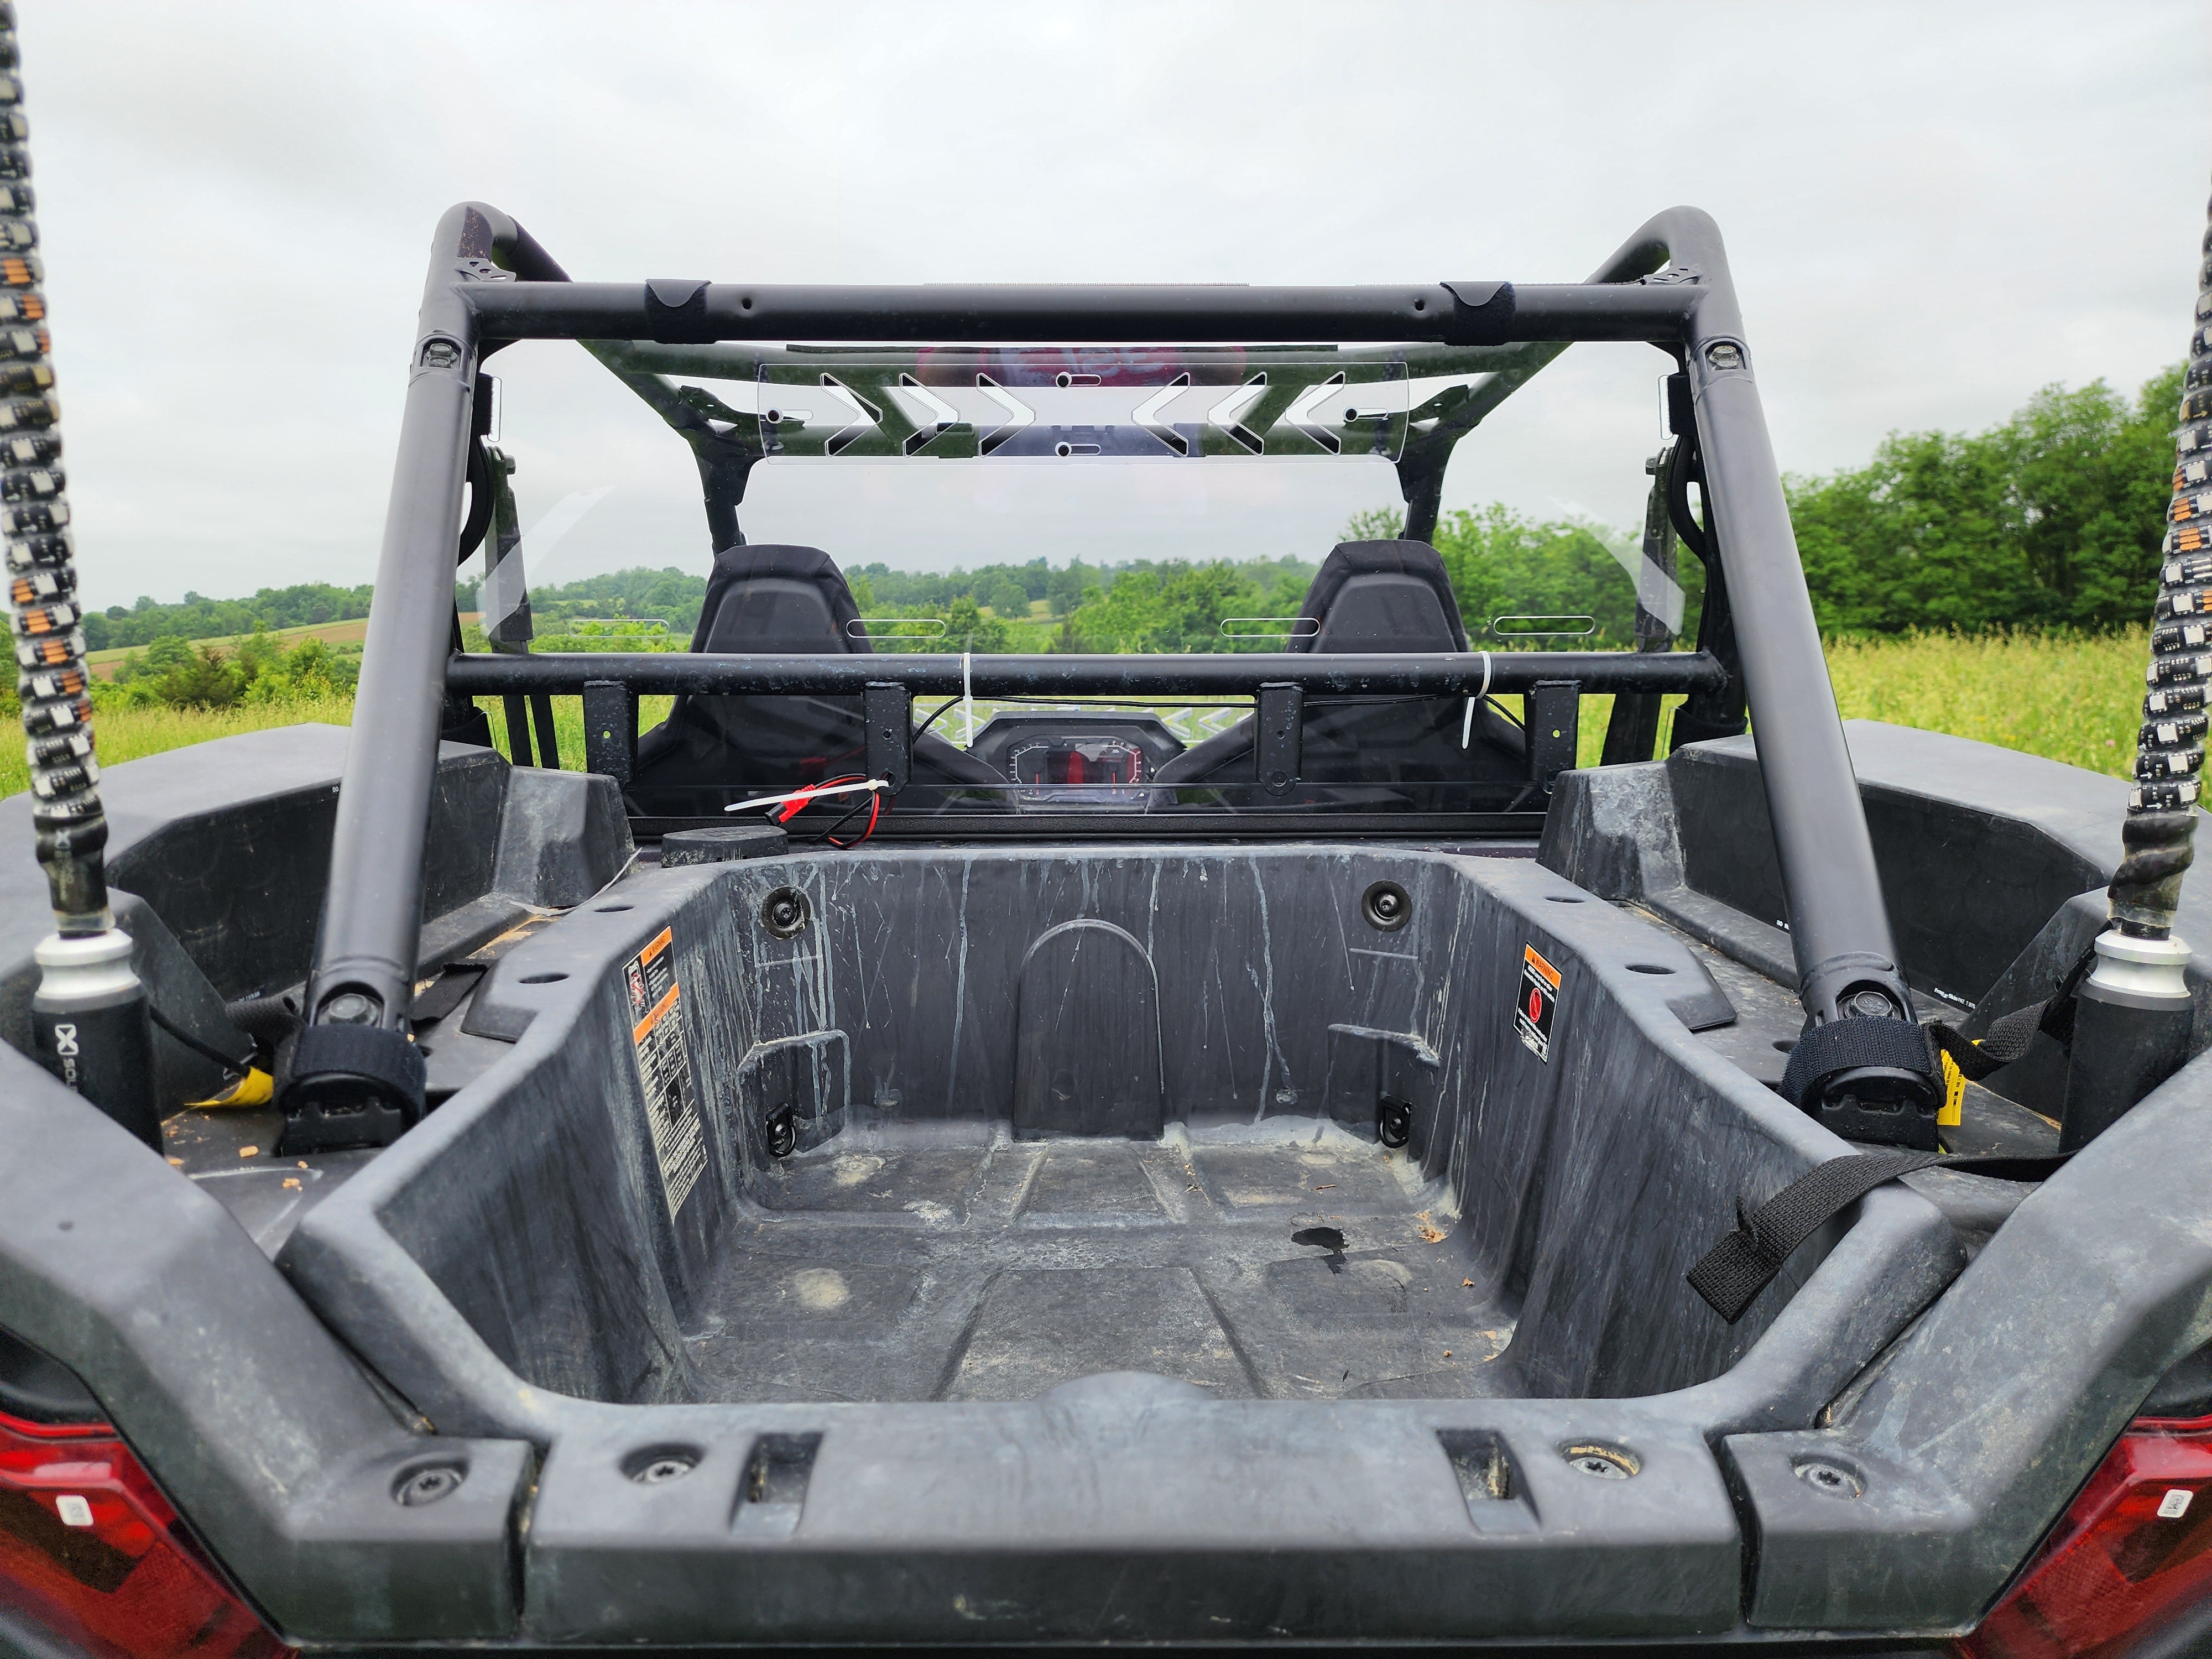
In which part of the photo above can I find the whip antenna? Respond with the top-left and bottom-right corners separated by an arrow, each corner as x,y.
1,4 -> 158,1146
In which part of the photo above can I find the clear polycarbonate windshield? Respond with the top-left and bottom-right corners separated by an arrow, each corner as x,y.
750,350 -> 1411,462
456,331 -> 1702,830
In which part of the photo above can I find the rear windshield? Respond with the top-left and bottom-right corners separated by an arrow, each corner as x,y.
461,338 -> 1704,828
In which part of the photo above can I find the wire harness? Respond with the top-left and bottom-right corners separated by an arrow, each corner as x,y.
2122,175 -> 2212,938
0,6 -> 105,934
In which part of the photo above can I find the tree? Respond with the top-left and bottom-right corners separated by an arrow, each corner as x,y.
982,575 -> 1030,617
1787,364 -> 2183,634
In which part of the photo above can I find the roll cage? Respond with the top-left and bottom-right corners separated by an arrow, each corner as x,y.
309,202 -> 1905,1131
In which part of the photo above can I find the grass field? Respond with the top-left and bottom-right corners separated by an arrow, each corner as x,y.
2,629 -> 2146,800
84,618 -> 372,680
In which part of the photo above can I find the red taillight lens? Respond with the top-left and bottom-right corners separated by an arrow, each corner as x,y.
1,1408 -> 292,1659
1963,1412 -> 2212,1659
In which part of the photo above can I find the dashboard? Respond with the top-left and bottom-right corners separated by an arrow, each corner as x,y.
966,712 -> 1187,810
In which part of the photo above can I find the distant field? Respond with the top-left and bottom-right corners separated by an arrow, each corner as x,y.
2,629 -> 2145,799
85,617 -> 371,679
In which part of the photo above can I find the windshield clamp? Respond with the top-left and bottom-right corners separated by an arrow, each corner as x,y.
583,681 -> 637,785
1257,684 -> 1303,796
864,683 -> 912,791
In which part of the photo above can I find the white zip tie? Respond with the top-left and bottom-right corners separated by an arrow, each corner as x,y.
962,649 -> 974,748
1462,650 -> 1491,749
724,778 -> 889,814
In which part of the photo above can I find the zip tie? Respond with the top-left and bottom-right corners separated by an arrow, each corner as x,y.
1462,650 -> 1492,749
724,778 -> 889,815
962,648 -> 974,748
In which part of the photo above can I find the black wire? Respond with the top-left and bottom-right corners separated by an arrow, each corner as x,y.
911,695 -> 966,744
799,695 -> 974,843
148,1004 -> 252,1077
1665,436 -> 1712,564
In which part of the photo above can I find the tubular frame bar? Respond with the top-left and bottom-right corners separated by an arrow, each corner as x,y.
309,198 -> 1915,1081
464,280 -> 1699,348
628,812 -> 1550,842
444,649 -> 1725,699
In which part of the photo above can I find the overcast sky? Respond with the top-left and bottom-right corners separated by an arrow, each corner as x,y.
22,2 -> 2212,608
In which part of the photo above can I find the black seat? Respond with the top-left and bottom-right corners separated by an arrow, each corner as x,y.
1152,539 -> 1525,804
625,545 -> 1005,817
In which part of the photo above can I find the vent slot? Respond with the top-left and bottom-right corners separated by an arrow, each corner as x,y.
1437,1429 -> 1537,1533
733,1431 -> 822,1537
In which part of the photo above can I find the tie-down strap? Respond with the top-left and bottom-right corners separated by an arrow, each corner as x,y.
1777,1014 -> 1934,1109
1686,1147 -> 2067,1322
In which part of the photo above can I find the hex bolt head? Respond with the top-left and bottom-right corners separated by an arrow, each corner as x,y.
323,992 -> 377,1025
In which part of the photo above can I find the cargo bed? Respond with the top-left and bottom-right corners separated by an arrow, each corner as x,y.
277,840 -> 1949,1431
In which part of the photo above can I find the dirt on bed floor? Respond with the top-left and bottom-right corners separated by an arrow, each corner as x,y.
687,1121 -> 1520,1404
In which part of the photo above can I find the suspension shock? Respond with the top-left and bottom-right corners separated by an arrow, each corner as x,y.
2062,171 -> 2212,1148
0,7 -> 158,1147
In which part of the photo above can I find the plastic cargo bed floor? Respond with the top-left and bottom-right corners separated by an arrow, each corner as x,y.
691,1125 -> 1520,1404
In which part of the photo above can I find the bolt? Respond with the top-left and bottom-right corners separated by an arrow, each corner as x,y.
395,1465 -> 462,1506
635,1456 -> 693,1485
323,992 -> 377,1025
1844,988 -> 1896,1019
1796,1460 -> 1861,1498
1562,1443 -> 1638,1479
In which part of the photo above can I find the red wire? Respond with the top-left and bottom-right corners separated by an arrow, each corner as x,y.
770,773 -> 867,825
761,773 -> 885,847
828,789 -> 882,848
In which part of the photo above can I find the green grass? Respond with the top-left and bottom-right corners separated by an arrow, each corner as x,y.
1568,628 -> 2143,775
11,629 -> 2145,800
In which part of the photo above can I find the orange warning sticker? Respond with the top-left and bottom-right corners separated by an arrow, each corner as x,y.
623,926 -> 705,1219
1516,943 -> 1561,1062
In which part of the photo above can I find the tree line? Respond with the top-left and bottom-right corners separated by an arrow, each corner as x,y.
89,360 -> 2185,678
80,582 -> 374,653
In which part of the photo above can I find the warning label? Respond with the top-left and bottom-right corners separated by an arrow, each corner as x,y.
624,927 -> 706,1220
1515,943 -> 1561,1062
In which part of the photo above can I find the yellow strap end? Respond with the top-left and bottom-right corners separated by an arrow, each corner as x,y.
187,1067 -> 275,1110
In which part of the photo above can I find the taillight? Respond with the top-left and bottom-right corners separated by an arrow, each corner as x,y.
0,1407 -> 292,1659
1963,1411 -> 2212,1659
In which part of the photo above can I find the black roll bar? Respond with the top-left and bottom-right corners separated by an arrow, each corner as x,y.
444,648 -> 1721,700
294,200 -> 1927,1141
463,279 -> 1698,348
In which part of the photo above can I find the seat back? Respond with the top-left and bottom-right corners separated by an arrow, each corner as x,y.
1292,540 -> 1470,654
627,544 -> 1004,815
689,545 -> 872,655
1150,537 -> 1522,801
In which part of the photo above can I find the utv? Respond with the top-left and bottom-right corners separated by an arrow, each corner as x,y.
1,80 -> 2209,1659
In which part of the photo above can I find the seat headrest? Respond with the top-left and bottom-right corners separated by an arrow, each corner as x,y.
691,544 -> 872,656
1291,539 -> 1469,654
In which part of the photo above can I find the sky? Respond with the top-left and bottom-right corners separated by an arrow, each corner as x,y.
21,1 -> 2212,608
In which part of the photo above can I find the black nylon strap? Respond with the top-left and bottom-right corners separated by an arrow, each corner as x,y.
1778,1014 -> 1933,1108
284,1022 -> 427,1113
224,993 -> 302,1056
1925,940 -> 2099,1082
1687,1148 -> 2069,1322
409,963 -> 487,1025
